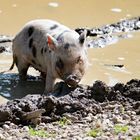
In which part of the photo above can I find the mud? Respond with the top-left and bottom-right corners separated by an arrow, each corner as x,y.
0,35 -> 12,53
0,79 -> 139,125
75,16 -> 140,48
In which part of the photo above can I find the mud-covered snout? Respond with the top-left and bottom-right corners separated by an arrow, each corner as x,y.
65,74 -> 81,87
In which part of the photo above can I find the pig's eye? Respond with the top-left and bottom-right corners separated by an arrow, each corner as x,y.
56,58 -> 64,69
76,56 -> 83,64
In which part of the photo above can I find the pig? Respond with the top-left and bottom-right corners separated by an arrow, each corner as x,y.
10,19 -> 89,94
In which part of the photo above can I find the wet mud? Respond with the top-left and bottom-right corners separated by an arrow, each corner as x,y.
0,79 -> 139,125
75,16 -> 140,48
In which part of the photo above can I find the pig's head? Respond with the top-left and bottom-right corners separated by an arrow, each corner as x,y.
47,30 -> 89,87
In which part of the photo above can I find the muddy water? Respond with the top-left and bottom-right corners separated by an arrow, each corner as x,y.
0,0 -> 140,103
82,32 -> 140,85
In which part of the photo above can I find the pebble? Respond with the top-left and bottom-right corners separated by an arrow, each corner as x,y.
73,136 -> 83,140
83,136 -> 94,140
85,116 -> 92,122
122,114 -> 130,120
118,135 -> 126,140
129,121 -> 136,126
3,124 -> 9,130
0,133 -> 5,140
22,126 -> 29,132
112,116 -> 123,123
105,131 -> 112,137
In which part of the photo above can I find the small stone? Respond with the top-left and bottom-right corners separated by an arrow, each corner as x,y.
136,21 -> 140,28
100,135 -> 110,140
9,123 -> 17,129
0,133 -> 5,140
85,116 -> 92,122
63,114 -> 78,122
112,115 -> 123,123
123,114 -> 130,120
6,136 -> 13,140
118,135 -> 126,140
131,115 -> 136,121
126,110 -> 132,115
22,126 -> 29,131
105,131 -> 112,136
83,136 -> 94,140
128,130 -> 133,136
3,124 -> 9,130
39,122 -> 46,127
131,111 -> 136,115
73,136 -> 82,140
129,121 -> 136,126
61,132 -> 68,138
5,121 -> 11,125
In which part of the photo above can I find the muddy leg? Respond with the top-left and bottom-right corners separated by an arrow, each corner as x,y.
16,58 -> 30,81
44,72 -> 55,94
40,72 -> 46,81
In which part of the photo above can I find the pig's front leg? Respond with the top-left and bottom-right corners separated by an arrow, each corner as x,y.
44,72 -> 55,95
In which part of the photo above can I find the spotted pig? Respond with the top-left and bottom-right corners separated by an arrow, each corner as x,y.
10,19 -> 89,94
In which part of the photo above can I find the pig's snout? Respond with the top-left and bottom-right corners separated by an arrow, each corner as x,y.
65,74 -> 80,87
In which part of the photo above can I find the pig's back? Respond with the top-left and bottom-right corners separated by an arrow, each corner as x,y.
24,19 -> 71,39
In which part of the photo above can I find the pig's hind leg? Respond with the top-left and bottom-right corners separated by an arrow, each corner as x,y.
16,57 -> 30,81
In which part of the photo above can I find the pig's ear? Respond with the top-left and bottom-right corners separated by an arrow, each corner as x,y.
47,34 -> 58,51
79,29 -> 90,45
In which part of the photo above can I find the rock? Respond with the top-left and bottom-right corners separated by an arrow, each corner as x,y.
112,115 -> 123,123
122,114 -> 130,120
73,136 -> 83,140
3,124 -> 9,130
129,121 -> 136,126
83,136 -> 94,140
22,126 -> 29,132
0,133 -> 5,140
118,135 -> 127,140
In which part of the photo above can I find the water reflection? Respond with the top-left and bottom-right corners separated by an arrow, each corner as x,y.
0,73 -> 44,100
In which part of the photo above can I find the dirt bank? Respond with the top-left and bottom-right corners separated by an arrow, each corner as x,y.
0,79 -> 139,125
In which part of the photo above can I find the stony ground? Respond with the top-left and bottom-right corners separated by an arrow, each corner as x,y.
0,17 -> 140,140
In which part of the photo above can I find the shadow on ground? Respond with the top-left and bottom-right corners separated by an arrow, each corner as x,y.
0,73 -> 45,100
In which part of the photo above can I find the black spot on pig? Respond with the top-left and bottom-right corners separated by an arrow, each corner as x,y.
15,55 -> 18,66
41,48 -> 43,54
56,58 -> 64,69
32,46 -> 37,58
50,24 -> 58,30
64,43 -> 70,49
28,26 -> 34,37
44,48 -> 47,53
29,38 -> 33,48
